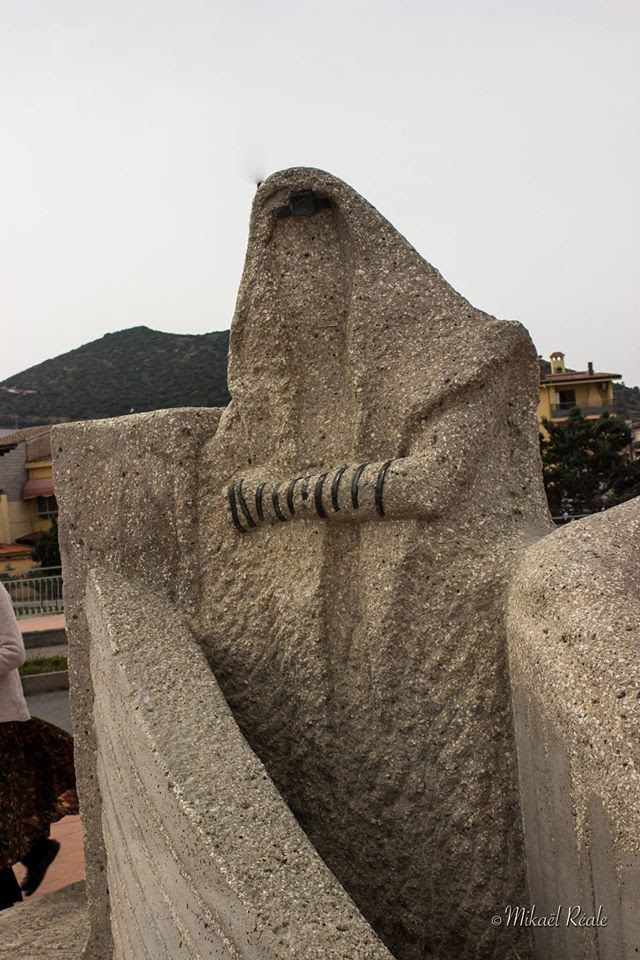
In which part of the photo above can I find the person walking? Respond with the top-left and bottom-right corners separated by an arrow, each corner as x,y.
0,580 -> 78,910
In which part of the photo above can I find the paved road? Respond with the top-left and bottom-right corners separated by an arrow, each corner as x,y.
26,689 -> 72,733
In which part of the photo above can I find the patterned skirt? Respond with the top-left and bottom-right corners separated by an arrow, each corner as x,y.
0,718 -> 79,869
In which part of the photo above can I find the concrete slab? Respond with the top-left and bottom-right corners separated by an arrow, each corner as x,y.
0,881 -> 87,960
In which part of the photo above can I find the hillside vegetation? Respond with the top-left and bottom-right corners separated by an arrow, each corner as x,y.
0,326 -> 230,428
614,382 -> 640,421
1,326 -> 638,429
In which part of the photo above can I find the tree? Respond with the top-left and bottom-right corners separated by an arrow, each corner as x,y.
540,409 -> 640,516
32,516 -> 61,569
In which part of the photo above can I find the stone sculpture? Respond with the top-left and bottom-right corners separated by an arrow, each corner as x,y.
195,169 -> 551,960
52,168 -> 639,960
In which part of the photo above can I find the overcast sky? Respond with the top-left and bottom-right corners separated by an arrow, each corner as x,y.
1,0 -> 639,388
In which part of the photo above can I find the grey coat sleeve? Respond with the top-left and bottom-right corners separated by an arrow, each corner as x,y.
0,583 -> 26,676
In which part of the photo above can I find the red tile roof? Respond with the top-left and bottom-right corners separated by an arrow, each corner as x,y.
0,425 -> 51,453
540,371 -> 621,384
0,543 -> 33,556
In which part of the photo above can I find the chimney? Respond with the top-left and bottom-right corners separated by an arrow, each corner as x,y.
550,351 -> 565,374
588,361 -> 594,375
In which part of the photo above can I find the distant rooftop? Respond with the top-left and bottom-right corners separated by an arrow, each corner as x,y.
0,543 -> 32,557
0,425 -> 51,457
539,351 -> 621,385
541,369 -> 622,384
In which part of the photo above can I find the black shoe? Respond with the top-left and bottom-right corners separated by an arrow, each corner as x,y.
20,839 -> 60,896
0,867 -> 23,910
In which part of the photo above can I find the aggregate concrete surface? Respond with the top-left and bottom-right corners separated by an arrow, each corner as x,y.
87,569 -> 394,959
508,497 -> 640,960
195,167 -> 553,960
54,406 -> 223,960
0,882 -> 87,960
52,167 -> 639,960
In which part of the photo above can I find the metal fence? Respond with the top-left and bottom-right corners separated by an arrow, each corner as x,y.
3,566 -> 64,619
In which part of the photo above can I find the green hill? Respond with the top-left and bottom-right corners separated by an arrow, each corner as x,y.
2,327 -> 638,429
0,327 -> 230,428
614,382 -> 640,421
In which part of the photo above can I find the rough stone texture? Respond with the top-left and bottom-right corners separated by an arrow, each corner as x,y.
196,168 -> 553,960
0,881 -> 87,959
53,408 -> 222,959
508,497 -> 640,960
56,169 -> 640,960
86,568 -> 393,960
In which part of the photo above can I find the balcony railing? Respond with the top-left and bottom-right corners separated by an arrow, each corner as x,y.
3,566 -> 63,618
550,404 -> 615,419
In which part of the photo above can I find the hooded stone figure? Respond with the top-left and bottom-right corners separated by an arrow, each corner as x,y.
196,168 -> 552,960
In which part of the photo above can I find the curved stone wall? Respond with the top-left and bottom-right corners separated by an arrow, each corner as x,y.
508,498 -> 640,960
86,568 -> 393,960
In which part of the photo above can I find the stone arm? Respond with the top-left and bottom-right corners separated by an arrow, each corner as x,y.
226,383 -> 501,532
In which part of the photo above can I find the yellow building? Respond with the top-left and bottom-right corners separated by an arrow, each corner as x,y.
0,542 -> 34,574
538,352 -> 621,438
0,426 -> 55,573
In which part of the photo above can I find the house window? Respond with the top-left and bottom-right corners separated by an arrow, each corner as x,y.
36,495 -> 58,519
556,389 -> 576,409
